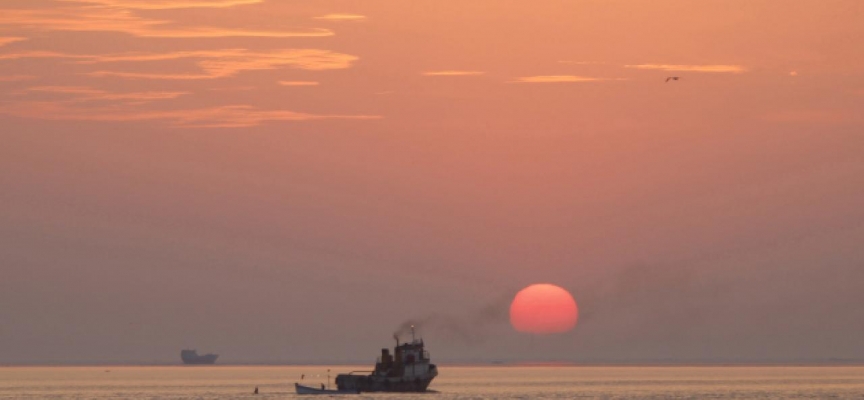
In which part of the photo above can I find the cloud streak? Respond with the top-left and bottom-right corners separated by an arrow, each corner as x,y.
625,64 -> 746,73
0,8 -> 333,38
0,37 -> 27,47
0,49 -> 358,80
3,85 -> 381,127
558,60 -> 603,65
422,71 -> 485,76
0,51 -> 94,61
82,49 -> 357,80
0,75 -> 37,82
314,14 -> 367,22
0,2 -> 369,129
279,81 -> 319,86
509,75 -> 616,83
22,85 -> 190,103
0,101 -> 381,128
57,0 -> 264,9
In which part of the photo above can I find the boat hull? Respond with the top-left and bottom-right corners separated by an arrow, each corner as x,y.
331,333 -> 438,393
180,350 -> 218,365
336,365 -> 437,393
295,383 -> 358,395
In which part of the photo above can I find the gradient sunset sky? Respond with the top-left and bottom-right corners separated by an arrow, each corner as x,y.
1,0 -> 863,364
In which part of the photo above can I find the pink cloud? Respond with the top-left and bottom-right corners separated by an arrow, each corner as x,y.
0,75 -> 37,82
0,101 -> 381,128
57,0 -> 264,9
509,75 -> 616,83
0,49 -> 358,80
0,8 -> 332,38
23,85 -> 190,103
625,64 -> 746,73
279,81 -> 320,86
422,71 -> 485,76
85,49 -> 358,80
0,37 -> 27,47
314,14 -> 367,22
0,51 -> 93,61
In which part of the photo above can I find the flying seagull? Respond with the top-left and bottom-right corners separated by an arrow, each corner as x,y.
665,76 -> 680,82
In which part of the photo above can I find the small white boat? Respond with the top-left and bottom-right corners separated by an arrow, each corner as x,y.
294,383 -> 359,395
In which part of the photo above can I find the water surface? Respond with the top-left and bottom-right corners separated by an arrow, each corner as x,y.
1,365 -> 863,399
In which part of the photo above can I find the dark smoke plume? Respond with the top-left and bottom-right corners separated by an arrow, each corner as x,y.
393,294 -> 512,345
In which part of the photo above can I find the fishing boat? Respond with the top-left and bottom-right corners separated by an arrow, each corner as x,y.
334,326 -> 438,392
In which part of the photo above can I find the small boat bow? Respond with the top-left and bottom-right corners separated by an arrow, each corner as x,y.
295,383 -> 359,395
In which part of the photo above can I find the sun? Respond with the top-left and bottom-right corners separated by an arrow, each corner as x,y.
509,283 -> 578,334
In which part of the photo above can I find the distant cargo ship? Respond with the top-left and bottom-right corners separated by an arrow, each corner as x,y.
180,349 -> 218,365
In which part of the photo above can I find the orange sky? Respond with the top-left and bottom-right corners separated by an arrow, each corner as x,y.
1,0 -> 863,364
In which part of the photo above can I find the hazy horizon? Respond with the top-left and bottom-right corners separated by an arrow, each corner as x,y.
2,0 -> 863,366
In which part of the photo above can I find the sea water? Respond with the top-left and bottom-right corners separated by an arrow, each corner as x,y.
1,365 -> 863,399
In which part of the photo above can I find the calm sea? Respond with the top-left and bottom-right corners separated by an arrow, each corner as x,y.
1,365 -> 863,399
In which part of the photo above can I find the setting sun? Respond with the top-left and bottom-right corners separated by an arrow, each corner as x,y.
510,284 -> 578,334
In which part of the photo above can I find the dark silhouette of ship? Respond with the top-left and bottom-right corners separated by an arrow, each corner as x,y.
180,349 -> 218,365
333,326 -> 437,392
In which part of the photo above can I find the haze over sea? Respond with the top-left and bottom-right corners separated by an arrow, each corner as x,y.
3,2 -> 863,399
2,365 -> 863,399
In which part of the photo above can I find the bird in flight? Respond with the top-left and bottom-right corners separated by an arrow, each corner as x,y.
665,76 -> 680,82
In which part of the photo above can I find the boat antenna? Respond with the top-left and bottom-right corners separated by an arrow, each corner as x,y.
411,324 -> 415,342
